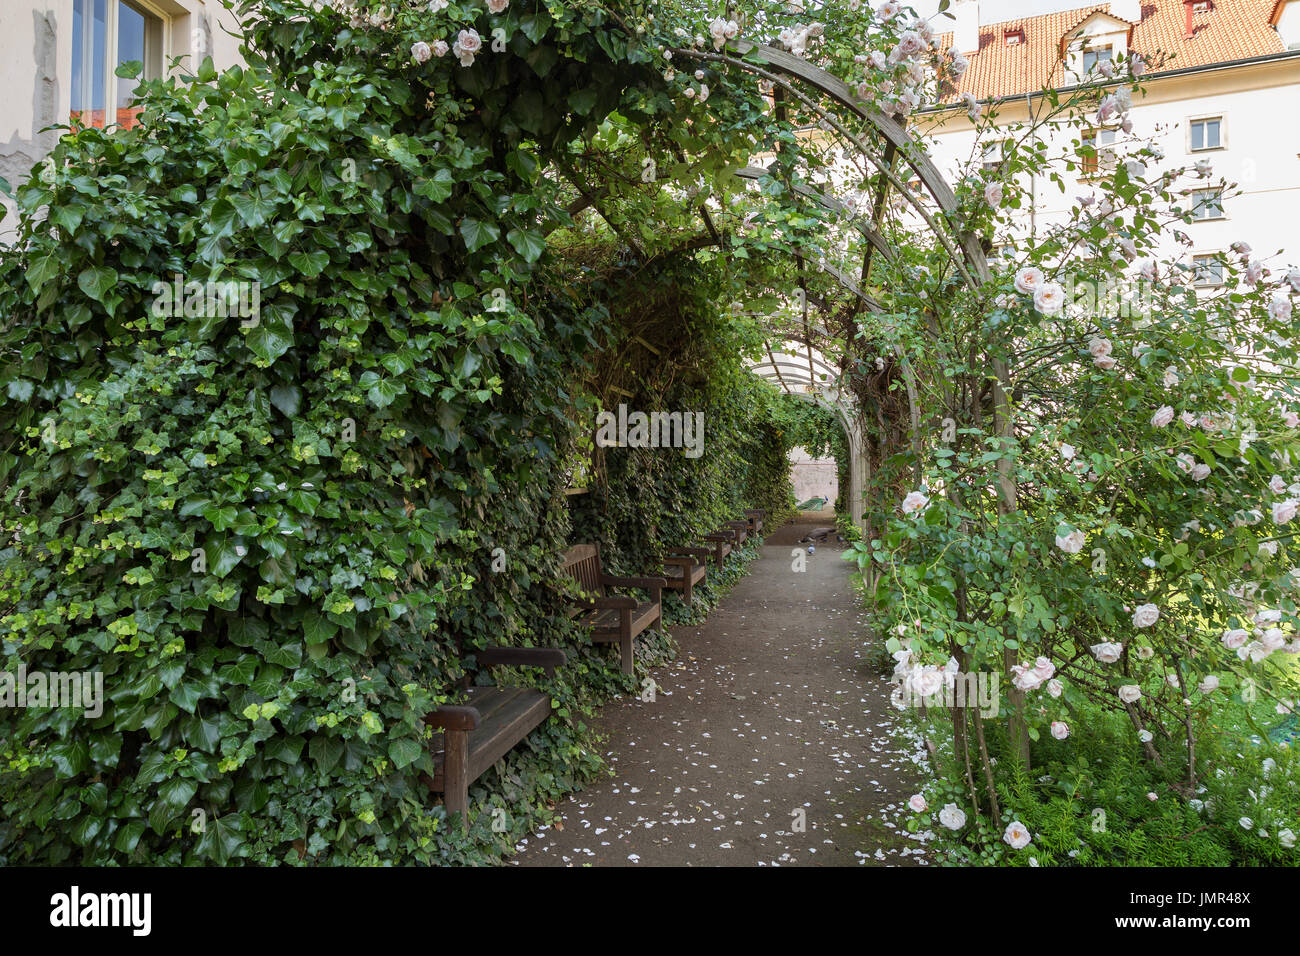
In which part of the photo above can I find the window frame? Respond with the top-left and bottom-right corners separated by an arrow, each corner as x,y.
1082,44 -> 1114,73
1188,188 -> 1226,222
1080,127 -> 1118,177
1187,114 -> 1226,153
1191,253 -> 1225,288
71,0 -> 169,131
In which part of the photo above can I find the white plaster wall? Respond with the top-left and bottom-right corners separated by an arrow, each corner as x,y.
790,446 -> 838,507
912,58 -> 1300,273
1,0 -> 246,240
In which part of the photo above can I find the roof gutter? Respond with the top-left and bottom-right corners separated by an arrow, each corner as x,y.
922,46 -> 1300,115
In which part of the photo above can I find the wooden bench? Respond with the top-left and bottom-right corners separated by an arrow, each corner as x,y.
700,528 -> 739,569
744,508 -> 766,536
662,548 -> 708,605
422,645 -> 566,830
720,520 -> 750,547
561,543 -> 664,675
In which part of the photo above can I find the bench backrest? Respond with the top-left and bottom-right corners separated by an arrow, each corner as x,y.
560,543 -> 604,598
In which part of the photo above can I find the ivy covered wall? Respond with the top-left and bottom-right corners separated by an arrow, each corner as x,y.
0,0 -> 790,865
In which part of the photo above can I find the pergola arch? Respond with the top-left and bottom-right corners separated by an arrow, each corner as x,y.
560,38 -> 993,531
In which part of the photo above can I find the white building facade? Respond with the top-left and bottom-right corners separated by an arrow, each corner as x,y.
1,0 -> 244,238
914,0 -> 1300,282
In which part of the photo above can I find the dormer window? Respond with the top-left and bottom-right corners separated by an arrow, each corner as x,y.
1083,45 -> 1113,72
1192,1 -> 1211,12
1005,29 -> 1025,46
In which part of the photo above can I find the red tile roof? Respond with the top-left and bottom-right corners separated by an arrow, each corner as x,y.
937,0 -> 1288,100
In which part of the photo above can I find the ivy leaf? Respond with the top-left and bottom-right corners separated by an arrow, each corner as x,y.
26,252 -> 62,294
303,611 -> 338,646
268,383 -> 301,416
288,249 -> 330,278
50,739 -> 90,778
388,736 -> 423,770
245,321 -> 294,363
507,227 -> 547,263
77,265 -> 118,303
459,218 -> 500,253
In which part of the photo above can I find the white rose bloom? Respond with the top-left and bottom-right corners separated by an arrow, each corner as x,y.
1047,678 -> 1063,698
1261,628 -> 1287,651
1151,406 -> 1174,428
1198,674 -> 1220,693
411,41 -> 432,64
1280,828 -> 1296,849
1051,721 -> 1069,740
908,793 -> 928,812
1060,443 -> 1076,460
1118,684 -> 1142,704
1003,820 -> 1032,849
1034,281 -> 1065,315
487,0 -> 509,12
1014,266 -> 1044,294
938,803 -> 967,830
1138,728 -> 1153,742
1221,629 -> 1249,649
1091,641 -> 1123,663
1132,603 -> 1159,628
1272,499 -> 1298,525
1055,529 -> 1086,553
901,490 -> 930,515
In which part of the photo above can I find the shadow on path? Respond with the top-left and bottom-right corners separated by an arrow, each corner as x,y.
512,515 -> 930,866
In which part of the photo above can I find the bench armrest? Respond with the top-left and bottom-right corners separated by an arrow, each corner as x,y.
670,546 -> 712,561
601,574 -> 665,603
571,594 -> 637,610
474,646 -> 567,675
704,531 -> 736,543
425,705 -> 480,732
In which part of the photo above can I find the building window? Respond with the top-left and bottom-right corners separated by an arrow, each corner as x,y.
1192,254 -> 1224,286
1192,1 -> 1211,13
1005,29 -> 1025,46
981,140 -> 1008,174
1082,45 -> 1114,73
71,0 -> 165,131
1189,116 -> 1223,151
1081,128 -> 1117,176
1190,189 -> 1224,220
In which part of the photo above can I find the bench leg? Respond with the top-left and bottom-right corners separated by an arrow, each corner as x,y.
444,728 -> 470,832
620,612 -> 634,676
683,572 -> 693,606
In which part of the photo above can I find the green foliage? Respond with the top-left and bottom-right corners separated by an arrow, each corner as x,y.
0,0 -> 793,865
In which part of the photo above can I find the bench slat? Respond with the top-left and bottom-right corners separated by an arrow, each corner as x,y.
467,689 -> 552,781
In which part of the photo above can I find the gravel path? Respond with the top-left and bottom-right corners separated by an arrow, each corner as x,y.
512,516 -> 932,867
